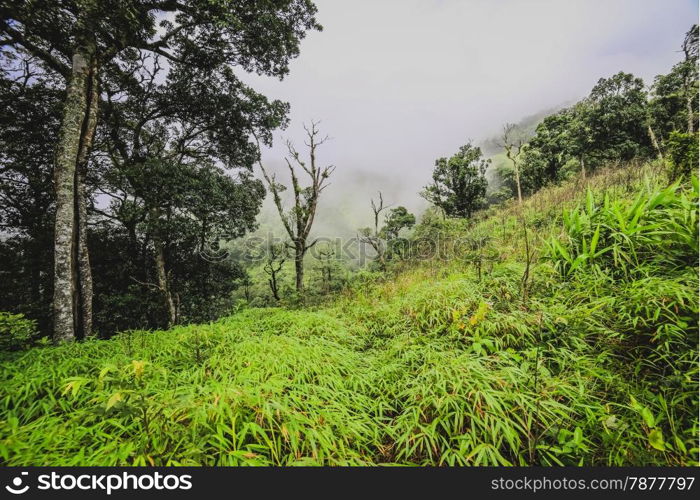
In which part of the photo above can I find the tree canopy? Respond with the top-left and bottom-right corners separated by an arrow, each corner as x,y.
422,142 -> 490,218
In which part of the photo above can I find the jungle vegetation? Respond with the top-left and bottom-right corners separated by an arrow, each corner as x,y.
0,3 -> 697,466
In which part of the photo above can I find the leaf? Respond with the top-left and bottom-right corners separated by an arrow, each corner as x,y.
589,225 -> 600,257
62,377 -> 89,398
640,407 -> 655,428
629,395 -> 641,411
99,365 -> 117,381
552,238 -> 571,262
648,428 -> 665,451
132,360 -> 147,379
106,392 -> 123,410
472,341 -> 483,355
585,188 -> 595,216
674,436 -> 687,454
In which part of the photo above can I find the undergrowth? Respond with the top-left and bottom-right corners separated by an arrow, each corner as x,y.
1,163 -> 697,466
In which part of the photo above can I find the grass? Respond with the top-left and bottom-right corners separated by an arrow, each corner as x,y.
0,162 -> 697,466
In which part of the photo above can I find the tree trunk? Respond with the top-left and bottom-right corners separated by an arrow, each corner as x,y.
580,156 -> 586,180
155,240 -> 176,327
514,166 -> 523,204
74,59 -> 98,339
294,245 -> 305,293
269,275 -> 280,301
686,77 -> 695,134
52,47 -> 94,343
647,123 -> 664,162
151,208 -> 176,327
377,248 -> 386,271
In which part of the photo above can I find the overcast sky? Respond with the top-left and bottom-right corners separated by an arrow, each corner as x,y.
241,0 -> 698,234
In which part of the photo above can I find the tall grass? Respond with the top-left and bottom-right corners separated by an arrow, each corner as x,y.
0,163 -> 697,466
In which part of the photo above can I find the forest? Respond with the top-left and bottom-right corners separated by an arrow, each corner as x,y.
0,1 -> 698,466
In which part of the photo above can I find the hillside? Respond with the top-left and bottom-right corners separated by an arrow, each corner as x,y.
1,162 -> 696,466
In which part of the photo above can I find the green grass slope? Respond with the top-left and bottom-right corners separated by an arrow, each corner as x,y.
1,162 -> 697,466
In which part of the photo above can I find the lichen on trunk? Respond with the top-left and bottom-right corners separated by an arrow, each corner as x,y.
150,207 -> 177,327
75,60 -> 99,339
52,46 -> 94,343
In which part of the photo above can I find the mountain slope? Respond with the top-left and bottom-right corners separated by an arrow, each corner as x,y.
1,162 -> 697,466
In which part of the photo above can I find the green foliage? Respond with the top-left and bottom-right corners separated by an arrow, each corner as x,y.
382,206 -> 416,239
519,110 -> 575,192
584,72 -> 651,161
1,165 -> 696,466
667,132 -> 699,179
0,0 -> 322,339
0,74 -> 61,334
422,142 -> 490,218
544,179 -> 698,279
515,71 -> 654,198
649,25 -> 699,139
0,312 -> 36,352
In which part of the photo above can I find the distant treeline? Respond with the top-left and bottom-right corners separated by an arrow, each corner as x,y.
424,24 -> 698,217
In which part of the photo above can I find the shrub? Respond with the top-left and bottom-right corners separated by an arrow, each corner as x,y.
667,131 -> 699,179
544,179 -> 698,279
0,312 -> 36,352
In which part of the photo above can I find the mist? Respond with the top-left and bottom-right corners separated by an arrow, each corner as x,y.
240,0 -> 698,238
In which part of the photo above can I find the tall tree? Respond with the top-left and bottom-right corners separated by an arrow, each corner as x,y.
500,123 -> 525,204
259,122 -> 335,294
381,206 -> 415,262
94,52 -> 281,326
519,110 -> 574,191
422,141 -> 489,218
650,24 -> 699,143
681,24 -> 699,133
584,72 -> 650,164
567,101 -> 595,179
382,206 -> 415,240
0,0 -> 320,342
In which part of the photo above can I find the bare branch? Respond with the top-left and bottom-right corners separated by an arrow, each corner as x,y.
0,20 -> 70,79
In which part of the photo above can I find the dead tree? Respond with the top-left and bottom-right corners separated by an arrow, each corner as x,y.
358,192 -> 390,271
501,123 -> 524,204
258,121 -> 335,294
263,243 -> 287,301
646,119 -> 664,163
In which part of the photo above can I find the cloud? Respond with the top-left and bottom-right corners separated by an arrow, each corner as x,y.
240,0 -> 697,234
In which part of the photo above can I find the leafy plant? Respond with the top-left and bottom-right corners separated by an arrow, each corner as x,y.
0,312 -> 36,352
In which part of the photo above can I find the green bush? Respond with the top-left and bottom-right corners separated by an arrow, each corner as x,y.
667,131 -> 699,179
0,312 -> 36,352
544,178 -> 698,279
